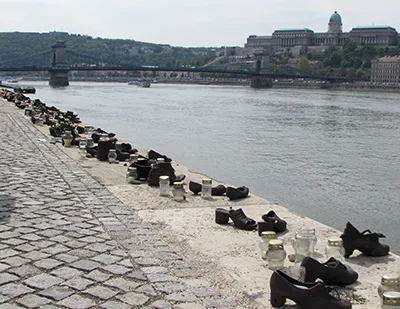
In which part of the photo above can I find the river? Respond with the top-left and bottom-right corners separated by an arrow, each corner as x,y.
27,81 -> 400,253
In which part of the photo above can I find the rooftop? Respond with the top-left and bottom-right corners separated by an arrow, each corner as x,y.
351,26 -> 397,31
274,28 -> 314,33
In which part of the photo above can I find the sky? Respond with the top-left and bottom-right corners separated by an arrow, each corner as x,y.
0,0 -> 399,47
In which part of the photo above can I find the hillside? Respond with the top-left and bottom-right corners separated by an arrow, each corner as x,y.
0,31 -> 217,68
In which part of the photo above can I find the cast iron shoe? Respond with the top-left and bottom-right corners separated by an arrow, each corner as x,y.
340,222 -> 390,258
270,270 -> 352,309
301,256 -> 358,286
261,210 -> 287,233
226,186 -> 249,200
215,207 -> 257,231
189,181 -> 226,196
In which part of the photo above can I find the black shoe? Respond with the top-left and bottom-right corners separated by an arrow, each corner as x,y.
340,222 -> 390,258
257,221 -> 275,237
301,256 -> 358,286
262,211 -> 287,233
148,149 -> 172,163
189,181 -> 226,196
215,207 -> 257,231
148,162 -> 184,186
270,270 -> 352,309
226,186 -> 249,200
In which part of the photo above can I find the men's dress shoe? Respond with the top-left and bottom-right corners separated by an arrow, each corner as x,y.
262,210 -> 287,233
340,222 -> 390,258
226,186 -> 249,200
189,181 -> 226,196
301,256 -> 358,286
215,207 -> 257,231
270,270 -> 352,309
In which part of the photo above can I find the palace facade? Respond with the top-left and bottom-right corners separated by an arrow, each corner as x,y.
245,11 -> 399,50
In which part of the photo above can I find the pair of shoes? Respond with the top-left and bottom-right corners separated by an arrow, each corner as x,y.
215,207 -> 257,231
189,181 -> 226,196
270,270 -> 352,309
257,211 -> 287,236
340,222 -> 390,258
226,186 -> 249,200
301,256 -> 358,286
147,162 -> 185,186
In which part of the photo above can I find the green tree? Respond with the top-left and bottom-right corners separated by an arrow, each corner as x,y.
296,57 -> 312,71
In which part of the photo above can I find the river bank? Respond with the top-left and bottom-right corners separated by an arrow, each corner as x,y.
2,89 -> 400,308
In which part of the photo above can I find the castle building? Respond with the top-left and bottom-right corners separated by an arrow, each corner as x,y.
245,11 -> 398,50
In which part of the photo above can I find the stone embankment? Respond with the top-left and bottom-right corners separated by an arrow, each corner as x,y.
0,90 -> 399,308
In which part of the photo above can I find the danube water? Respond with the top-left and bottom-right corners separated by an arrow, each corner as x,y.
28,81 -> 400,253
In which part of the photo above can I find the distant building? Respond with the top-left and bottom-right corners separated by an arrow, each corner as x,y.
371,56 -> 400,83
245,11 -> 398,50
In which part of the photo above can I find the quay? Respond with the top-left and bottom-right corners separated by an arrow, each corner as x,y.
0,94 -> 399,308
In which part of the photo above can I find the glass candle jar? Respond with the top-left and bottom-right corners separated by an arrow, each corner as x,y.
382,291 -> 400,308
62,131 -> 73,147
201,178 -> 212,199
86,138 -> 94,148
259,231 -> 276,260
99,134 -> 109,142
159,176 -> 170,196
266,239 -> 287,270
129,154 -> 139,164
79,145 -> 87,160
325,237 -> 345,261
379,274 -> 400,301
293,229 -> 317,262
126,167 -> 140,184
156,158 -> 165,163
108,149 -> 118,163
172,182 -> 186,202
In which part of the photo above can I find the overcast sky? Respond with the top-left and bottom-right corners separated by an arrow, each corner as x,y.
0,0 -> 399,47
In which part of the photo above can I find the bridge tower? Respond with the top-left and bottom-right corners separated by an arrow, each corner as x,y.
49,41 -> 69,87
251,49 -> 273,89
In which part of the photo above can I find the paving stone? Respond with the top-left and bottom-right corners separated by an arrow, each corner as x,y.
1,239 -> 25,246
54,253 -> 80,263
0,263 -> 10,272
84,270 -> 112,282
126,271 -> 147,281
38,286 -> 74,301
51,266 -> 82,280
147,274 -> 181,283
84,285 -> 119,300
151,300 -> 173,309
1,256 -> 30,267
69,249 -> 97,258
22,250 -> 51,261
36,229 -> 63,237
0,294 -> 10,304
84,243 -> 113,253
0,304 -> 25,309
32,240 -> 55,249
100,300 -> 131,309
14,243 -> 37,252
62,277 -> 94,290
0,283 -> 34,298
24,273 -> 64,289
49,235 -> 71,243
42,244 -> 69,255
104,278 -> 141,291
33,258 -> 63,270
136,284 -> 157,296
20,234 -> 42,241
16,294 -> 51,308
91,253 -> 122,265
173,304 -> 206,309
0,249 -> 19,259
70,259 -> 101,271
142,266 -> 169,275
0,232 -> 21,240
65,240 -> 86,249
8,264 -> 41,277
201,297 -> 236,308
117,258 -> 133,268
57,294 -> 96,309
102,264 -> 130,275
117,292 -> 149,306
0,273 -> 18,286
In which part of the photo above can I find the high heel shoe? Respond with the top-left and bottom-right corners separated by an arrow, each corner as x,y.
215,207 -> 257,231
261,210 -> 287,233
301,256 -> 358,286
340,222 -> 390,258
270,270 -> 352,309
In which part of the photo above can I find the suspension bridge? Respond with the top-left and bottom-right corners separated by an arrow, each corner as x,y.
0,41 -> 345,88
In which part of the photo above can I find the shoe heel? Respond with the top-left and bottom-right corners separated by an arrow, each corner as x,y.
270,292 -> 286,307
343,246 -> 355,258
215,209 -> 229,224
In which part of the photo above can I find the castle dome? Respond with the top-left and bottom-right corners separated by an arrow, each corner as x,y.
329,11 -> 342,23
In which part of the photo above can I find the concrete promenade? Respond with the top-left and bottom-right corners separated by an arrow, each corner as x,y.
0,96 -> 399,308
